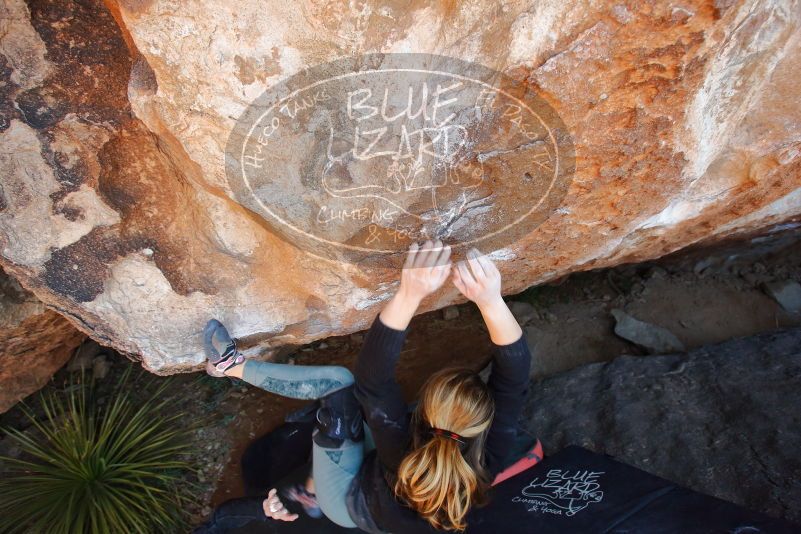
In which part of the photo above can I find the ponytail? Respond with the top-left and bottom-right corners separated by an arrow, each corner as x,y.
394,368 -> 494,531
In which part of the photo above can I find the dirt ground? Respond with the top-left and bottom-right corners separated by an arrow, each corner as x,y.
1,229 -> 799,527
516,246 -> 801,378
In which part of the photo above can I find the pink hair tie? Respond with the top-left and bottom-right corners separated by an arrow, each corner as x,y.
430,427 -> 466,445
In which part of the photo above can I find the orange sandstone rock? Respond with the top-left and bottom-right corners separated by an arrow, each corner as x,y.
0,268 -> 84,413
0,0 -> 799,374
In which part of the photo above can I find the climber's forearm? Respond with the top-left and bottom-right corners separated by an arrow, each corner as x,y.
379,288 -> 421,331
379,240 -> 451,330
478,296 -> 523,346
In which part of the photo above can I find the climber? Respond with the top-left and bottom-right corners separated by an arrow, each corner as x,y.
202,240 -> 532,532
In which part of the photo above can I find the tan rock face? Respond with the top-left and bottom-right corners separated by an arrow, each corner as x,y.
0,0 -> 799,373
0,268 -> 85,413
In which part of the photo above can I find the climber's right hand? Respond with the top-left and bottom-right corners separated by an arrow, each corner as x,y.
452,248 -> 502,309
454,248 -> 521,345
263,488 -> 298,522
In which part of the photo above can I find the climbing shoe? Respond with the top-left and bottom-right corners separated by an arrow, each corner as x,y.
204,319 -> 244,377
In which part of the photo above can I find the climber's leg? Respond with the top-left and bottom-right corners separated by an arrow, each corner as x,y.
204,318 -> 365,526
240,360 -> 355,400
204,318 -> 353,399
307,420 -> 375,528
242,365 -> 364,526
311,433 -> 362,528
309,385 -> 366,528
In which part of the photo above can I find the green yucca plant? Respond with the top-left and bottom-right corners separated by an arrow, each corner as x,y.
0,369 -> 194,534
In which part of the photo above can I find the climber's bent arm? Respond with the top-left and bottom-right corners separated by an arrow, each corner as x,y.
378,288 -> 422,331
477,296 -> 523,346
353,240 -> 452,471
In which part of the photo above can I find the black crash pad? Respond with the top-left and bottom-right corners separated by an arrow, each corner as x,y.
465,446 -> 796,533
206,426 -> 797,533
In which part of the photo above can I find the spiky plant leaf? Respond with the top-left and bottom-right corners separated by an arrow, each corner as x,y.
0,369 -> 195,534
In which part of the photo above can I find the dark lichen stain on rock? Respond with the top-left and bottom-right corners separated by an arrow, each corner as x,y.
42,120 -> 237,302
42,140 -> 93,200
54,203 -> 84,222
23,0 -> 238,301
42,226 -> 150,302
15,86 -> 69,130
96,125 -> 241,297
0,55 -> 20,133
19,0 -> 132,201
25,0 -> 131,126
129,57 -> 158,95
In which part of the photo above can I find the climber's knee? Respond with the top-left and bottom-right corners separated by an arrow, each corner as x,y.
326,366 -> 355,389
314,385 -> 363,445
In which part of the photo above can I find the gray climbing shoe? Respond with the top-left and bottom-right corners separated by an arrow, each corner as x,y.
204,319 -> 244,377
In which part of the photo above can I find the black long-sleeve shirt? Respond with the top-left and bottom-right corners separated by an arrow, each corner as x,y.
349,315 -> 532,533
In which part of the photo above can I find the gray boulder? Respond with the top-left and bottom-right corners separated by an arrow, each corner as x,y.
522,328 -> 801,524
611,309 -> 685,354
763,280 -> 801,313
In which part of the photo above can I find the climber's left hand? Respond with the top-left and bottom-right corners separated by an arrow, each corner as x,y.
398,239 -> 452,303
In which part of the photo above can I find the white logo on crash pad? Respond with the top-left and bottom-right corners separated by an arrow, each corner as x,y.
513,469 -> 604,517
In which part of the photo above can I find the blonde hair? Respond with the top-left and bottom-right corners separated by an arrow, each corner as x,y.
394,368 -> 494,531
